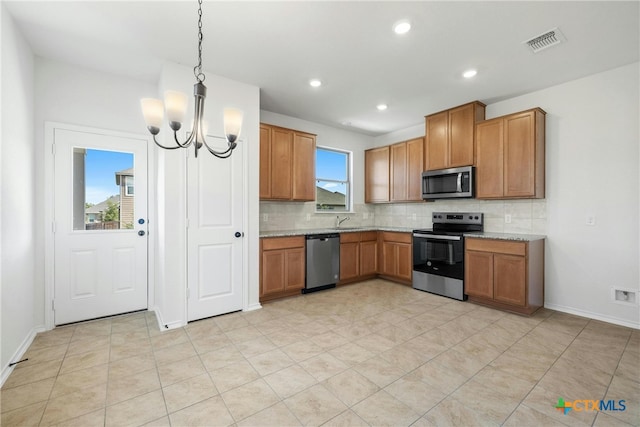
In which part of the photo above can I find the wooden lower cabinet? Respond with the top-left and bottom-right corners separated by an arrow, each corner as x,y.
339,231 -> 377,285
260,236 -> 306,302
465,237 -> 544,315
378,232 -> 412,285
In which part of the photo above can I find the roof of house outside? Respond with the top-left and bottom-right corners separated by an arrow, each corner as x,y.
115,168 -> 133,185
316,186 -> 345,207
86,195 -> 120,214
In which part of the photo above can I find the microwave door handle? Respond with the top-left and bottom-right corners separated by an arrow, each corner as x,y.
456,173 -> 462,192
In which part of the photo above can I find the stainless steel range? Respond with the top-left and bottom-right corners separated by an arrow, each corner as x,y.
412,212 -> 483,300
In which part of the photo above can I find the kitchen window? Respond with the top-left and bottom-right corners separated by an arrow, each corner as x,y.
316,147 -> 351,212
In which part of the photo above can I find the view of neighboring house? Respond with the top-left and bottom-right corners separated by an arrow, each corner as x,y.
115,168 -> 134,229
85,195 -> 120,228
316,186 -> 346,211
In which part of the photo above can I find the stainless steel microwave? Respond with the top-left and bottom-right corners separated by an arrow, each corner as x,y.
421,166 -> 474,200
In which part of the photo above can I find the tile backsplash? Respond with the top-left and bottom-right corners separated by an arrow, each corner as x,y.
260,200 -> 547,235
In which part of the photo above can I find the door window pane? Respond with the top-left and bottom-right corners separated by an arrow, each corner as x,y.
73,148 -> 134,230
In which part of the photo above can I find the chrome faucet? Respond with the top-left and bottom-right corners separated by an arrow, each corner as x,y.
336,215 -> 350,228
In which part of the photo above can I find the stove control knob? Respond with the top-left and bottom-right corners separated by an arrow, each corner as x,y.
469,216 -> 472,220
475,216 -> 479,220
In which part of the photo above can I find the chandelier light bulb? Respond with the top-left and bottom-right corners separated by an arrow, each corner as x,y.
224,108 -> 244,143
140,98 -> 164,134
164,90 -> 188,127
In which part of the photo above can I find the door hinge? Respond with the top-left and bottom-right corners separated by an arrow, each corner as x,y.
51,143 -> 56,155
52,300 -> 55,311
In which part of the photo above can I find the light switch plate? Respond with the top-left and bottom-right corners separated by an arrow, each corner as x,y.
505,214 -> 512,224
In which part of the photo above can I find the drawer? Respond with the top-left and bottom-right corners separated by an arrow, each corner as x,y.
262,236 -> 305,251
340,232 -> 361,243
466,238 -> 526,256
360,231 -> 378,242
380,231 -> 412,244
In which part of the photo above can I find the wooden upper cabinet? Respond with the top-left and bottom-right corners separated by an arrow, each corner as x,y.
292,131 -> 316,201
260,123 -> 316,201
476,108 -> 545,199
425,101 -> 485,171
390,142 -> 408,202
406,138 -> 424,200
365,146 -> 390,203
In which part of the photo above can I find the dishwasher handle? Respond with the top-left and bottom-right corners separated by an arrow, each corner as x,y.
305,233 -> 340,240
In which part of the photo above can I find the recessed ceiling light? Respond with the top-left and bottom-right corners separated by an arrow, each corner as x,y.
393,20 -> 411,35
463,69 -> 478,79
377,104 -> 388,111
309,79 -> 322,87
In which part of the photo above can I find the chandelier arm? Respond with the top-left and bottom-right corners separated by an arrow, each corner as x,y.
201,138 -> 235,158
152,135 -> 183,150
174,130 -> 195,148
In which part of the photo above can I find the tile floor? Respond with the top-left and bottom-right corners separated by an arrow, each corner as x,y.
1,279 -> 638,426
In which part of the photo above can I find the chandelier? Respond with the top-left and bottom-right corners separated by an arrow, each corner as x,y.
140,0 -> 243,158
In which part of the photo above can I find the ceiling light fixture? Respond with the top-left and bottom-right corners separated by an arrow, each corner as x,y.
309,79 -> 322,88
377,104 -> 388,111
140,0 -> 243,158
393,20 -> 411,35
463,69 -> 478,78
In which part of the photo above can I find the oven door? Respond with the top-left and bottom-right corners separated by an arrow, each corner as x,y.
412,233 -> 464,280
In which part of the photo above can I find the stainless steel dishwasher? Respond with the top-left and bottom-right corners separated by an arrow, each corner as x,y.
304,233 -> 340,293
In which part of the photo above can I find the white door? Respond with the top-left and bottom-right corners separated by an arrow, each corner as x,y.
187,136 -> 244,321
53,128 -> 148,325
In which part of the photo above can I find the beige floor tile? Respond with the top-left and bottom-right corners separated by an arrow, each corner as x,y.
472,365 -> 536,401
309,331 -> 350,350
106,367 -> 161,405
384,373 -> 446,414
237,402 -> 301,427
604,375 -> 640,425
522,385 -> 597,426
50,363 -> 109,399
353,355 -> 405,388
284,384 -> 347,426
108,352 -> 156,379
162,373 -> 218,414
110,329 -> 150,346
184,317 -> 221,339
72,321 -> 112,341
157,355 -> 206,387
110,317 -> 148,335
615,350 -> 640,383
300,352 -> 349,382
142,415 -> 171,427
200,345 -> 245,372
352,390 -> 420,427
378,345 -> 426,374
221,378 -> 280,422
59,348 -> 110,375
2,359 -> 62,389
537,362 -> 610,399
235,336 -> 277,358
489,352 -> 551,383
215,312 -> 250,331
105,389 -> 167,427
53,408 -> 105,427
264,364 -> 318,399
152,341 -> 197,366
190,332 -> 233,354
322,369 -> 379,407
453,337 -> 502,365
411,360 -> 469,395
281,339 -> 324,362
451,378 -> 523,424
504,404 -> 571,427
422,397 -> 499,427
265,328 -> 307,347
66,335 -> 111,357
224,325 -> 263,344
150,328 -> 189,350
40,383 -> 107,426
593,412 -> 636,427
168,395 -> 234,426
0,377 -> 55,413
0,400 -> 47,426
431,348 -> 487,378
248,348 -> 295,376
322,409 -> 370,426
210,360 -> 260,393
109,338 -> 152,361
21,343 -> 68,367
29,329 -> 74,351
328,342 -> 375,366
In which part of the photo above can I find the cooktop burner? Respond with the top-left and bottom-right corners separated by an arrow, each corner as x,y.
414,212 -> 484,234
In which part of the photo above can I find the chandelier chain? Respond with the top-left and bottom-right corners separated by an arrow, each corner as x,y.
194,0 -> 205,82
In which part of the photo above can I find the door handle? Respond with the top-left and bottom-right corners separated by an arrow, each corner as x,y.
138,230 -> 146,236
234,232 -> 244,238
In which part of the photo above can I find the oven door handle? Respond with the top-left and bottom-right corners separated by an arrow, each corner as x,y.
413,233 -> 462,241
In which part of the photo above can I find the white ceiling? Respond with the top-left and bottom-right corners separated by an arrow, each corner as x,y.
5,1 -> 639,136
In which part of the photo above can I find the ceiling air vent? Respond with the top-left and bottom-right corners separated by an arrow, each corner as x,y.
523,27 -> 566,53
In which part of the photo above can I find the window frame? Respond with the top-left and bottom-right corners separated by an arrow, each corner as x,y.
315,145 -> 353,213
124,176 -> 134,196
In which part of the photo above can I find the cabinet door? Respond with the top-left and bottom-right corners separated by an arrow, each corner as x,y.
448,103 -> 476,167
259,125 -> 272,199
406,137 -> 424,201
340,242 -> 360,281
425,111 -> 448,171
493,254 -> 526,306
359,240 -> 378,276
464,250 -> 494,298
292,132 -> 316,201
396,243 -> 412,282
365,146 -> 390,203
270,127 -> 293,199
476,119 -> 504,199
285,248 -> 305,291
390,142 -> 407,202
504,111 -> 535,198
380,241 -> 396,276
261,249 -> 285,296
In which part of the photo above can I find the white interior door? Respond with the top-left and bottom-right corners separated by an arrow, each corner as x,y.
53,128 -> 148,325
187,137 -> 244,322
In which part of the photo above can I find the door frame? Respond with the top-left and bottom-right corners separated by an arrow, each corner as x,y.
44,122 -> 156,330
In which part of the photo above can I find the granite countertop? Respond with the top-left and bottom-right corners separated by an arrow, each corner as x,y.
259,226 -> 413,238
464,232 -> 546,242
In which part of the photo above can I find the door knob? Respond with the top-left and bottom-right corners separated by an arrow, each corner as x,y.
138,230 -> 146,236
234,232 -> 243,238
138,218 -> 145,225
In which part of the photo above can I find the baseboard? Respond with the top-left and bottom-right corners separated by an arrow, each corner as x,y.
1,325 -> 47,387
243,303 -> 262,312
150,307 -> 184,331
545,302 -> 640,330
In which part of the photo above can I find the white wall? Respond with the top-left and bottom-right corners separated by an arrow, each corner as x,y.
486,62 -> 639,328
1,4 -> 37,377
154,62 -> 260,327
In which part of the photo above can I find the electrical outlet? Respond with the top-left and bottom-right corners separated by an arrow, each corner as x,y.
363,212 -> 369,220
613,288 -> 638,305
586,215 -> 596,226
306,213 -> 311,221
262,213 -> 268,222
505,214 -> 512,224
